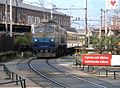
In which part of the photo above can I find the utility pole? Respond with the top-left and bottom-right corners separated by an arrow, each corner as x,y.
5,0 -> 8,33
105,10 -> 108,37
99,8 -> 103,38
87,25 -> 90,47
85,0 -> 87,35
104,9 -> 108,50
10,0 -> 12,37
51,0 -> 53,20
85,0 -> 88,46
103,10 -> 105,36
15,0 -> 18,23
116,10 -> 118,31
51,5 -> 53,20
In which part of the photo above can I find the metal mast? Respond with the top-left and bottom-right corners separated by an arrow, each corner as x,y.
99,8 -> 103,38
5,0 -> 8,33
85,0 -> 87,35
85,0 -> 88,46
10,0 -> 12,37
51,0 -> 53,20
105,10 -> 108,37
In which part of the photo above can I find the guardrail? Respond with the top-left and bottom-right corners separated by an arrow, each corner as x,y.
0,64 -> 26,88
76,64 -> 120,79
73,60 -> 81,67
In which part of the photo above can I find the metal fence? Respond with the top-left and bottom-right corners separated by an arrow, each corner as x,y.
0,64 -> 26,88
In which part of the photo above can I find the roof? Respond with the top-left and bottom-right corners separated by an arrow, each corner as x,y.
0,0 -> 67,16
66,27 -> 77,32
77,29 -> 86,35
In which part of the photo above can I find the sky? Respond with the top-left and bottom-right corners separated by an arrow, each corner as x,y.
23,0 -> 118,29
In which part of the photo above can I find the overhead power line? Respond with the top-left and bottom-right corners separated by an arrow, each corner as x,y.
72,19 -> 100,21
53,7 -> 85,10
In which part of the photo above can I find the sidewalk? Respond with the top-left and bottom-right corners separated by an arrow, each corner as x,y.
57,58 -> 120,86
0,59 -> 41,88
0,64 -> 21,88
0,65 -> 11,84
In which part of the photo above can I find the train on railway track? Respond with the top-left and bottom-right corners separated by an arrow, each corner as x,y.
0,20 -> 82,57
31,20 -> 80,57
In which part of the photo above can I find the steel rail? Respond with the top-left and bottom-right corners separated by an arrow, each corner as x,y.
46,59 -> 107,88
28,58 -> 67,88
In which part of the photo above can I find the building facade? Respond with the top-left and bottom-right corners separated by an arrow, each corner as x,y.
0,0 -> 70,30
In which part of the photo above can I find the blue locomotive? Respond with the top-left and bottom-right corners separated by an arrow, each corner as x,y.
31,20 -> 67,57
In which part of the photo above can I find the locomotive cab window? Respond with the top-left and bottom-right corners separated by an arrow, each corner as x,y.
34,26 -> 45,33
45,26 -> 54,33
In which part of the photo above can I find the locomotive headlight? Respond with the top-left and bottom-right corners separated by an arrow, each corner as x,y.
51,38 -> 54,42
40,50 -> 43,52
45,50 -> 48,52
34,39 -> 37,42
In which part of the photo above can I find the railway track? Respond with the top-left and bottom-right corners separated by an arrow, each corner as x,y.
28,58 -> 67,88
27,57 -> 110,88
46,59 -> 108,88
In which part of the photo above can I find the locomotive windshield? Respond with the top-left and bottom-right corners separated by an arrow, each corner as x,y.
34,26 -> 54,33
33,25 -> 55,38
34,26 -> 45,33
45,26 -> 54,32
